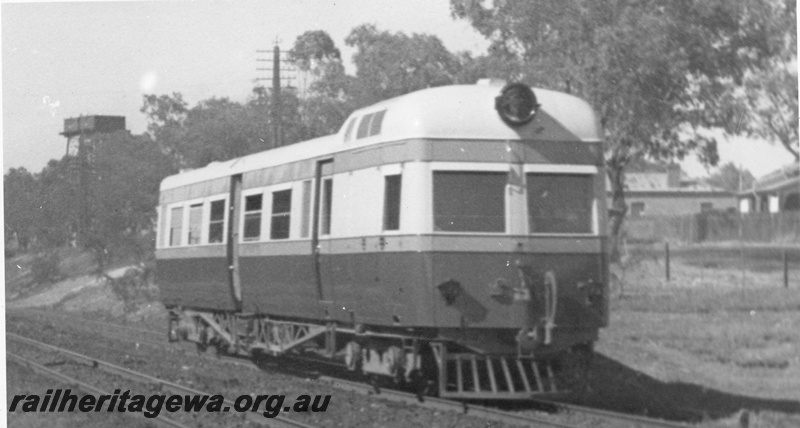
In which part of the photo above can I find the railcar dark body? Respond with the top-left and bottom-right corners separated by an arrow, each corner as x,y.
159,247 -> 604,327
156,82 -> 608,398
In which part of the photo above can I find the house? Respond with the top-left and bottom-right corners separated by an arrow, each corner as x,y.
738,163 -> 800,213
610,161 -> 737,217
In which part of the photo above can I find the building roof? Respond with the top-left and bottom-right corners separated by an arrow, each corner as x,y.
625,158 -> 677,173
617,160 -> 729,193
741,163 -> 800,194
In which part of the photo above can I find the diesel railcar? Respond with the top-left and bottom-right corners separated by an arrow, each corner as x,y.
156,80 -> 608,399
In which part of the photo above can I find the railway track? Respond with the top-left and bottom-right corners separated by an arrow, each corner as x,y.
8,309 -> 697,427
528,398 -> 694,428
7,307 -> 163,338
320,375 -> 578,428
7,308 -> 267,373
319,376 -> 695,428
7,352 -> 192,428
7,332 -> 317,428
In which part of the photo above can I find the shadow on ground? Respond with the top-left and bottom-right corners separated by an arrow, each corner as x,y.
576,353 -> 800,422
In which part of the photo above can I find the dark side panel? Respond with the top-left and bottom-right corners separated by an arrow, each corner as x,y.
156,246 -> 605,332
238,254 -> 320,317
237,252 -> 433,326
157,257 -> 237,311
324,252 -> 433,325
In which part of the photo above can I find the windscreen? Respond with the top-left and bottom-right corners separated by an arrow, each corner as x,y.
433,171 -> 506,232
527,174 -> 593,234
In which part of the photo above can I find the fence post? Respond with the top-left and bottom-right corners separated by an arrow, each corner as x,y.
784,248 -> 789,288
665,241 -> 670,282
740,242 -> 746,287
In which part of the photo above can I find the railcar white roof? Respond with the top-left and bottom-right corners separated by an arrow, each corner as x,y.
161,82 -> 602,191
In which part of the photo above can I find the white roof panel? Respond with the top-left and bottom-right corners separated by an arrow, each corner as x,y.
161,83 -> 602,191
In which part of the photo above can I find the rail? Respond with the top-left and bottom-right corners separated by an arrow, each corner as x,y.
7,332 -> 316,428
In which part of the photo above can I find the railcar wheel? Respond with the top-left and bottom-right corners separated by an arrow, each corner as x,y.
384,346 -> 404,383
410,369 -> 436,401
369,375 -> 381,394
344,341 -> 362,371
167,316 -> 179,342
212,338 -> 229,357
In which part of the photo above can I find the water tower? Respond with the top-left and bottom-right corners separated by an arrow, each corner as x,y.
59,115 -> 126,246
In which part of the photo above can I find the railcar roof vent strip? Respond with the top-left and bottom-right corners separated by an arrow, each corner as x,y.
354,109 -> 387,140
343,117 -> 357,142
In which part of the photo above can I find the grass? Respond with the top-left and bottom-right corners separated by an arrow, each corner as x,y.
612,246 -> 800,313
604,247 -> 800,403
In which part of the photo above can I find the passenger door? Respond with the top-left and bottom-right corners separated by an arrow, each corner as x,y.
312,160 -> 335,310
227,174 -> 243,311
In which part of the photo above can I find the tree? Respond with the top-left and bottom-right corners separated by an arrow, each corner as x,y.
288,26 -> 475,139
724,1 -> 797,161
345,24 -> 462,106
738,60 -> 799,161
4,167 -> 41,250
5,131 -> 174,264
141,91 -> 302,168
706,162 -> 755,192
36,158 -> 79,247
140,92 -> 188,165
451,0 -> 788,258
181,97 -> 268,167
87,131 -> 174,263
289,30 -> 341,73
290,30 -> 356,137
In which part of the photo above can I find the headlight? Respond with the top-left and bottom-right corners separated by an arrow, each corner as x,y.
495,83 -> 539,127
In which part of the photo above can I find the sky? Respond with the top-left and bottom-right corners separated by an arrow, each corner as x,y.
1,0 -> 794,178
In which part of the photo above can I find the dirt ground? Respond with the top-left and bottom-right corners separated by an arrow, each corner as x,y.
6,361 -> 156,428
5,248 -> 800,427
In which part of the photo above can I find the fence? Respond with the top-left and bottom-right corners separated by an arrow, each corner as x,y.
624,212 -> 800,244
612,242 -> 799,314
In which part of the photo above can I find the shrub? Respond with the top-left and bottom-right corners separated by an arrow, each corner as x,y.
31,251 -> 61,284
109,265 -> 158,313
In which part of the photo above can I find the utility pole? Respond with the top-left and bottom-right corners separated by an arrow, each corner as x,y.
256,38 -> 296,148
272,45 -> 282,147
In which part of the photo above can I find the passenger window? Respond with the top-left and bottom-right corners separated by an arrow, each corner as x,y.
270,190 -> 292,240
243,194 -> 263,241
383,174 -> 402,231
433,171 -> 506,232
208,199 -> 225,243
321,178 -> 333,235
169,206 -> 183,246
187,203 -> 203,245
527,174 -> 593,234
300,181 -> 312,238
